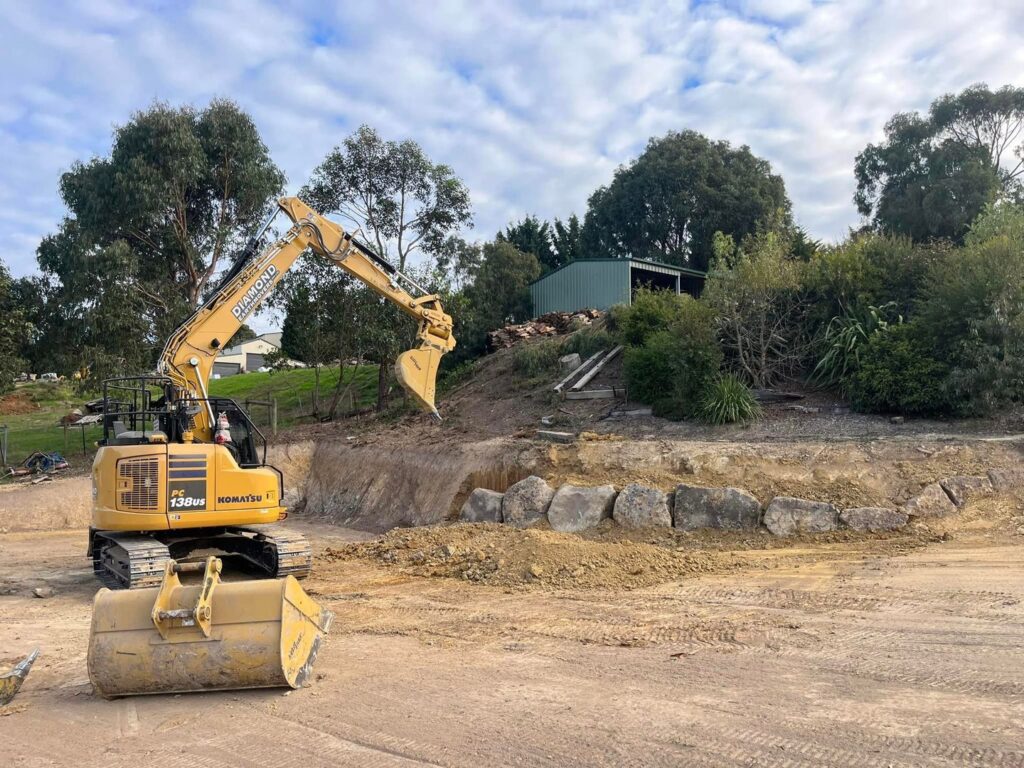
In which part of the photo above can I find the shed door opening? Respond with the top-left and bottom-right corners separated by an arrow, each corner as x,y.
630,266 -> 678,300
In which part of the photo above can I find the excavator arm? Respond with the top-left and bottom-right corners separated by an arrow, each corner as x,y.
158,197 -> 455,437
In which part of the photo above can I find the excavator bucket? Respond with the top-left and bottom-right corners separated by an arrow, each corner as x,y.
395,345 -> 443,418
87,558 -> 332,698
0,648 -> 39,705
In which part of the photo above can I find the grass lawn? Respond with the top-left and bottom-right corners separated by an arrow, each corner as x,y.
1,366 -> 379,472
208,364 -> 379,429
0,382 -> 102,469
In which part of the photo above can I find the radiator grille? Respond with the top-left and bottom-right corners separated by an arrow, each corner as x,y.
118,457 -> 160,510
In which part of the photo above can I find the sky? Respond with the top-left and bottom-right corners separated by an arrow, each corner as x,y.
2,0 -> 1024,280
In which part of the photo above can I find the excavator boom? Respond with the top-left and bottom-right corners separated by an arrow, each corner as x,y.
159,197 -> 455,436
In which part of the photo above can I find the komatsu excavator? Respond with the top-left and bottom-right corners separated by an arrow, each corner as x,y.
86,198 -> 455,696
89,197 -> 455,590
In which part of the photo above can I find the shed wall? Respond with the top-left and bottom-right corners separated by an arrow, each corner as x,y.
530,261 -> 630,315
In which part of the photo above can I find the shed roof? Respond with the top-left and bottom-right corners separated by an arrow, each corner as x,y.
528,257 -> 706,287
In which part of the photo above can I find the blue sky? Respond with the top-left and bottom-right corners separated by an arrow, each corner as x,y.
3,0 -> 1024,278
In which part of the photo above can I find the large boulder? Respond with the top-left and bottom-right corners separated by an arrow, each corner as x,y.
988,468 -> 1024,493
502,475 -> 555,528
904,482 -> 957,518
763,497 -> 839,536
460,489 -> 504,523
547,484 -> 616,533
674,484 -> 761,531
613,484 -> 672,528
840,507 -> 908,532
940,475 -> 994,508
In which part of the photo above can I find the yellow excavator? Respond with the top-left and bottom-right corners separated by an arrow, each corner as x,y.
86,197 -> 455,696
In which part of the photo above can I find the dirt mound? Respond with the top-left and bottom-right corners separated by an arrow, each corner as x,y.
317,494 -> 1024,592
326,522 -> 753,589
0,391 -> 38,415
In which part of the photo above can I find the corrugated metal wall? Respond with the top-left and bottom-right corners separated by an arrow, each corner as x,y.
530,261 -> 630,315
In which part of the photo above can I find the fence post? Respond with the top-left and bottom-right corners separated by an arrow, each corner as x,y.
271,398 -> 278,438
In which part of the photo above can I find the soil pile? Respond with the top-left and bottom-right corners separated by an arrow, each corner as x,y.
325,522 -> 746,589
0,392 -> 38,416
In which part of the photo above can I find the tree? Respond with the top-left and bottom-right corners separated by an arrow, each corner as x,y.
930,84 -> 1024,191
497,216 -> 558,272
434,235 -> 482,291
57,99 -> 285,309
0,260 -> 28,392
552,214 -> 583,265
303,124 -> 472,271
36,100 -> 284,379
854,83 -> 1024,242
455,241 -> 541,358
302,124 -> 472,410
35,227 -> 153,382
274,254 -> 363,420
6,275 -> 46,374
581,130 -> 790,271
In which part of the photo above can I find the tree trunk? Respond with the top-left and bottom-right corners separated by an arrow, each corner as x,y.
326,360 -> 351,421
376,361 -> 390,412
311,364 -> 321,419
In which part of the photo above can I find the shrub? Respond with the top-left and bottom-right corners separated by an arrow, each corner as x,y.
510,339 -> 563,378
806,234 -> 929,322
914,209 -> 1024,413
848,323 -> 953,416
623,297 -> 722,419
811,303 -> 900,391
698,374 -> 762,425
615,288 -> 695,347
701,230 -> 811,387
624,332 -> 683,415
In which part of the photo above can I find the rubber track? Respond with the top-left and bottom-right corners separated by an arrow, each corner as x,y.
240,525 -> 313,580
93,533 -> 171,590
93,527 -> 311,589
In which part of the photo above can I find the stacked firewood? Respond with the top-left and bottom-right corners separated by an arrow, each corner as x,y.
487,309 -> 604,350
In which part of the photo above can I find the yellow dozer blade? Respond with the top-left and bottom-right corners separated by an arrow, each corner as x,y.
87,557 -> 333,698
395,345 -> 443,419
0,648 -> 39,705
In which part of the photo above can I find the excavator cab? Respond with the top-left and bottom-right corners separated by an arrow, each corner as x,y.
100,377 -> 261,465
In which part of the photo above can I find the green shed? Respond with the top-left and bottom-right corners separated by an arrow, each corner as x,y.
529,258 -> 706,317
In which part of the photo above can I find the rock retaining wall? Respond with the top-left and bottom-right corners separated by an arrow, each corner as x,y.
460,470 -> 1018,537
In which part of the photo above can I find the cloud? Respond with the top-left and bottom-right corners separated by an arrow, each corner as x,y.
2,0 -> 1024,278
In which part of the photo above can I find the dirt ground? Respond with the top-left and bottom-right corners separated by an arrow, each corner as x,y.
3,505 -> 1024,767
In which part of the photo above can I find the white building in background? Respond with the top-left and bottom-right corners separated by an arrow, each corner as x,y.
213,332 -> 304,377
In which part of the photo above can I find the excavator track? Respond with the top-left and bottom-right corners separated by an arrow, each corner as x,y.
238,525 -> 313,580
91,527 -> 312,590
92,533 -> 171,590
